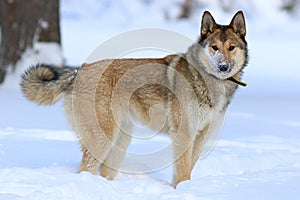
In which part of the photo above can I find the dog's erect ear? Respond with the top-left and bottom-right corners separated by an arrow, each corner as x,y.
229,11 -> 246,37
201,11 -> 217,37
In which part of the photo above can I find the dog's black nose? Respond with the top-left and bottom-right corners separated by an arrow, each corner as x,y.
219,64 -> 229,72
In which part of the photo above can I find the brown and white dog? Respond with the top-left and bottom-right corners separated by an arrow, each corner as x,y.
21,11 -> 248,187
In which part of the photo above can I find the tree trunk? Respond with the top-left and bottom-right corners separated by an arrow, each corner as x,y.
0,0 -> 61,84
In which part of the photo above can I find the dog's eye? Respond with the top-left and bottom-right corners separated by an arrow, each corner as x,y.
229,46 -> 235,51
212,45 -> 218,51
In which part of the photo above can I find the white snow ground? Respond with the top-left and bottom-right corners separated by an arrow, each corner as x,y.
1,0 -> 300,199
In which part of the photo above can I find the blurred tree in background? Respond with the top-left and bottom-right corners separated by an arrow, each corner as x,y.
178,0 -> 192,18
0,0 -> 61,84
178,0 -> 300,19
281,0 -> 300,13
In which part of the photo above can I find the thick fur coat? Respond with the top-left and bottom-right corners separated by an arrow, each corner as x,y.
21,11 -> 248,187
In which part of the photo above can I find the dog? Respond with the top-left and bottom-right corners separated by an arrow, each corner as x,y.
21,11 -> 248,187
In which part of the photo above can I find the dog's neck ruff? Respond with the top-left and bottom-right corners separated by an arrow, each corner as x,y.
227,76 -> 247,87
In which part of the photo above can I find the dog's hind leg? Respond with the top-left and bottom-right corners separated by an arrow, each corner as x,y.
100,120 -> 132,180
78,147 -> 102,175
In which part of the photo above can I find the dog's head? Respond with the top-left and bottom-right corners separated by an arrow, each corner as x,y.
197,11 -> 248,80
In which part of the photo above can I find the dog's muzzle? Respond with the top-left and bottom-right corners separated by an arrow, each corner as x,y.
218,64 -> 229,72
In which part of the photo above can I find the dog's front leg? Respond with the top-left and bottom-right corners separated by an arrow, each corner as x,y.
191,125 -> 209,170
170,126 -> 194,187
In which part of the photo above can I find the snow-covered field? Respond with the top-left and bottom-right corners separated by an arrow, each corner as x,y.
1,0 -> 300,199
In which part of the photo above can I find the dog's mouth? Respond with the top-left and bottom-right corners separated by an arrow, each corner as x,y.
208,57 -> 247,86
227,76 -> 247,87
216,62 -> 247,87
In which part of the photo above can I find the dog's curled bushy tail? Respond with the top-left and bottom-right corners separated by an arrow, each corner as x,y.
21,64 -> 79,105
